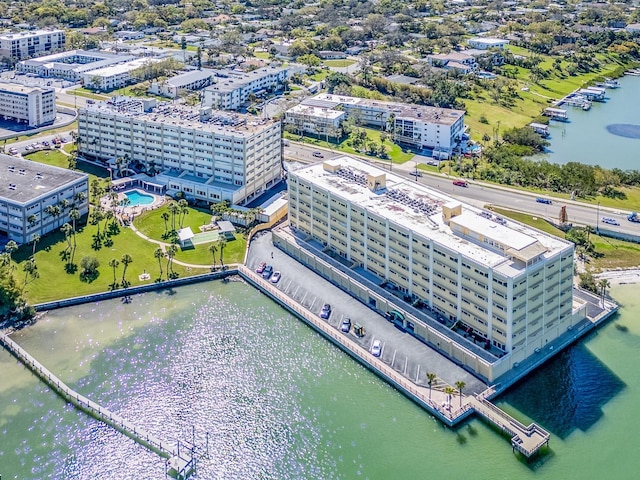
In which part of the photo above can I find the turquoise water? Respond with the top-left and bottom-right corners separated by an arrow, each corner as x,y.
1,281 -> 640,478
543,75 -> 640,170
125,190 -> 154,206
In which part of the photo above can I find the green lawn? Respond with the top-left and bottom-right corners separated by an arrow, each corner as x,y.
133,204 -> 247,265
11,216 -> 209,304
285,126 -> 414,164
23,150 -> 109,185
492,207 -> 640,271
324,59 -> 356,67
68,88 -> 110,100
254,52 -> 270,60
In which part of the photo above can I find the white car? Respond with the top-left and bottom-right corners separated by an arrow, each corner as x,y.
371,340 -> 382,357
601,217 -> 620,226
270,271 -> 281,283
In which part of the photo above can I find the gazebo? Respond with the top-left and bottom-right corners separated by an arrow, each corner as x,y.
177,227 -> 195,247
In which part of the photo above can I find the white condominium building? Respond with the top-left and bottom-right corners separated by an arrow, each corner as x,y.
0,83 -> 56,127
288,156 -> 575,361
285,104 -> 346,139
0,29 -> 65,60
293,93 -> 466,152
78,96 -> 282,205
203,66 -> 288,110
0,155 -> 89,244
17,50 -> 136,81
81,58 -> 163,92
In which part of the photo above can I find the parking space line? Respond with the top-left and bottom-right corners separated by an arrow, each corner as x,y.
301,291 -> 308,305
415,364 -> 421,383
292,285 -> 300,299
403,356 -> 408,375
391,348 -> 397,366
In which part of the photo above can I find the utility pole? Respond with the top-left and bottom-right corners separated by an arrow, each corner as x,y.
596,202 -> 600,234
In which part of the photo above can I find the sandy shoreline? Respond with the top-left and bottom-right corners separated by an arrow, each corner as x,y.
595,268 -> 640,284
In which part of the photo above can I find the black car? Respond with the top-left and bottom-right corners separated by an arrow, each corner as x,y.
340,317 -> 351,332
320,303 -> 331,319
262,265 -> 273,279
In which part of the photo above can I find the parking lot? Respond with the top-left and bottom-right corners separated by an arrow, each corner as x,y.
247,231 -> 486,395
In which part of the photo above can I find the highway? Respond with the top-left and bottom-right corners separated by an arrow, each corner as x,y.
284,142 -> 640,237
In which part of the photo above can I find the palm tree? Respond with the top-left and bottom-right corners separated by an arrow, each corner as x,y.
23,258 -> 38,287
154,247 -> 165,278
455,381 -> 466,408
73,191 -> 86,207
598,278 -> 610,307
444,386 -> 456,409
60,223 -> 73,250
208,243 -> 218,268
30,233 -> 40,257
109,258 -> 119,285
121,254 -> 133,284
161,212 -> 170,234
426,372 -> 436,400
4,240 -> 18,271
178,199 -> 189,228
167,201 -> 179,231
27,214 -> 38,233
166,244 -> 178,275
217,236 -> 227,266
69,209 -> 81,248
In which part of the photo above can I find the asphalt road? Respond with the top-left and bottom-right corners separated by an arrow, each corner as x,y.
285,142 -> 640,236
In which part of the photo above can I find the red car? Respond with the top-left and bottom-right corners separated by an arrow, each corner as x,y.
256,262 -> 267,274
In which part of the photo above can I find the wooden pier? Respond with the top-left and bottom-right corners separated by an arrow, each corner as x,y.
0,331 -> 202,479
469,394 -> 550,457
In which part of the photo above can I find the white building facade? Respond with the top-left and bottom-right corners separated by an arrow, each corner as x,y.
0,155 -> 89,244
0,29 -> 65,60
291,94 -> 466,152
203,66 -> 288,110
0,83 -> 56,127
81,58 -> 162,92
78,97 -> 282,205
17,50 -> 135,81
287,157 -> 575,365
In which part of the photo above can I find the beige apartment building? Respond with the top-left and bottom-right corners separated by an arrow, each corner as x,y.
287,157 -> 576,364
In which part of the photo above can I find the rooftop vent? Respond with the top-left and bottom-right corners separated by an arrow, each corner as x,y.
8,183 -> 16,190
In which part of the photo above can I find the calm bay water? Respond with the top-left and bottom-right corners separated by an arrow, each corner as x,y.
1,281 -> 640,479
543,75 -> 640,170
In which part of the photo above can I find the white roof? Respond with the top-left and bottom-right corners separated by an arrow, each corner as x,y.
178,227 -> 195,241
287,104 -> 345,120
83,58 -> 162,78
293,156 -> 571,278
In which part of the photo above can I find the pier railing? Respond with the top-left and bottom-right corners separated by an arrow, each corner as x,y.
0,332 -> 198,479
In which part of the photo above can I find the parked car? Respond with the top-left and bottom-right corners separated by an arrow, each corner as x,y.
340,317 -> 351,333
256,262 -> 267,274
409,171 -> 423,177
8,148 -> 17,155
312,151 -> 324,158
536,198 -> 552,204
262,265 -> 273,279
320,303 -> 332,319
601,217 -> 620,226
24,145 -> 33,151
270,271 -> 281,283
371,340 -> 382,357
452,180 -> 468,187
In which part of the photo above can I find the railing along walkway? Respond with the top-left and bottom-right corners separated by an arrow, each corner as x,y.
0,332 -> 197,479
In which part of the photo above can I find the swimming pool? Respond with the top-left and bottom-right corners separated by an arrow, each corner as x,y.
124,190 -> 154,207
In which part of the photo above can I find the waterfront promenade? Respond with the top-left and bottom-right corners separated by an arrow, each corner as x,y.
238,264 -> 551,457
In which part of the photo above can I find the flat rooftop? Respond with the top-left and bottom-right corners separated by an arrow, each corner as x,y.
205,66 -> 287,93
81,97 -> 277,137
287,104 -> 346,120
304,93 -> 465,126
0,29 -> 63,40
293,156 -> 571,277
0,154 -> 87,204
82,58 -> 162,78
0,82 -> 52,95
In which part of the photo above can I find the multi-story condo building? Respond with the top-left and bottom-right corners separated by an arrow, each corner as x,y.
288,93 -> 465,153
81,58 -> 162,92
287,156 -> 575,369
149,69 -> 216,98
0,83 -> 56,127
17,50 -> 136,81
0,29 -> 65,60
78,96 -> 282,205
0,155 -> 89,244
203,66 -> 288,111
285,104 -> 346,140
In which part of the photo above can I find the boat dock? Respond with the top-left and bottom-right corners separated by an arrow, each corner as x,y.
0,331 -> 203,479
543,107 -> 569,121
469,390 -> 550,457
